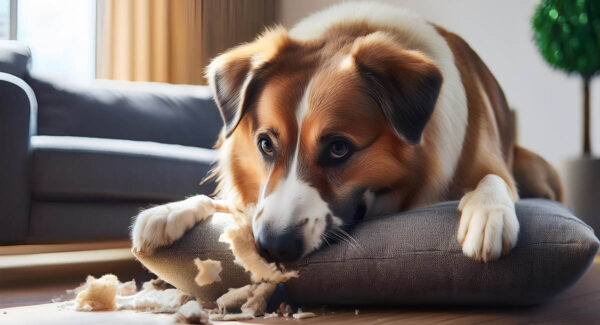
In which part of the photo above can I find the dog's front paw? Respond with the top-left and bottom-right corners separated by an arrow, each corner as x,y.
457,175 -> 519,262
131,195 -> 220,254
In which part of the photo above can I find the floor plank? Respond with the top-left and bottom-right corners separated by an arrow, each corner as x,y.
1,261 -> 598,324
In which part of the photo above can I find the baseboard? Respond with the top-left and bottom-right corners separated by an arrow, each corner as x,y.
0,247 -> 152,288
0,240 -> 131,256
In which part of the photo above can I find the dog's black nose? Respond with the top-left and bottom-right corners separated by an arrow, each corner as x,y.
256,229 -> 303,262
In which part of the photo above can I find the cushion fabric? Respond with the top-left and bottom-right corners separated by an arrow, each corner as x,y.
135,199 -> 599,306
0,41 -> 31,79
27,77 -> 223,148
31,136 -> 217,202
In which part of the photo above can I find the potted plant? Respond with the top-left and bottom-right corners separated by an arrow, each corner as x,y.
532,0 -> 599,231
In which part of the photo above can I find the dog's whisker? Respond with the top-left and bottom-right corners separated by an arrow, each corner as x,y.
327,230 -> 358,249
331,228 -> 363,251
324,231 -> 350,246
336,228 -> 361,247
320,234 -> 332,247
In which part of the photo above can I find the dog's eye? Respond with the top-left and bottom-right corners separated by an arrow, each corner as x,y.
319,138 -> 354,166
330,141 -> 349,159
258,136 -> 274,157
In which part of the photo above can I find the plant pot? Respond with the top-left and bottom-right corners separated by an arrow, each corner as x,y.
564,157 -> 600,235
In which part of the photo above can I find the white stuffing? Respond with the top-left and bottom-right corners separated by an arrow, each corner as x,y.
175,300 -> 210,324
73,276 -> 192,314
293,312 -> 316,319
194,258 -> 222,286
74,274 -> 119,311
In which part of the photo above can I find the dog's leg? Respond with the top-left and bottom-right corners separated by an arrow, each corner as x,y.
513,145 -> 564,203
457,174 -> 519,262
131,195 -> 231,253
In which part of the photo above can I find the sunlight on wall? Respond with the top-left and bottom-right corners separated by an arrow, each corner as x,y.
17,0 -> 95,81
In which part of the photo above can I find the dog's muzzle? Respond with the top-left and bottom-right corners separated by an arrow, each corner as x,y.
256,228 -> 304,262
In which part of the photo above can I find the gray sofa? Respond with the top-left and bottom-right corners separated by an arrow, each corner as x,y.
0,42 -> 223,244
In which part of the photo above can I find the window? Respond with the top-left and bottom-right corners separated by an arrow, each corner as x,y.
0,0 -> 10,40
17,0 -> 96,81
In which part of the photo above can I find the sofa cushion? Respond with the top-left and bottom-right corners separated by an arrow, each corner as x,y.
27,77 -> 223,148
31,136 -> 217,202
0,41 -> 31,79
136,199 -> 599,306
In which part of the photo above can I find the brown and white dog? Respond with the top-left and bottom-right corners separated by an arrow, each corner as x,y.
132,2 -> 563,263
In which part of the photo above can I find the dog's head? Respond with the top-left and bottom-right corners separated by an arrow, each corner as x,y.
208,27 -> 442,262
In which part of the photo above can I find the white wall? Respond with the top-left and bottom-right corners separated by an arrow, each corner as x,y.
276,0 -> 600,167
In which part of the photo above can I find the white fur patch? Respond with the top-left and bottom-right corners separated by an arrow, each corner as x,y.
457,174 -> 519,262
258,178 -> 334,256
339,55 -> 355,70
253,81 -> 338,256
290,1 -> 468,204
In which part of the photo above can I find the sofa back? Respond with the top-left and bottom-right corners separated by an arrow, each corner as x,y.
0,41 -> 223,148
28,77 -> 223,148
0,41 -> 32,79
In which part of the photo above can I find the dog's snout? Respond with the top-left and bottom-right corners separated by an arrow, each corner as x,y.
256,228 -> 303,262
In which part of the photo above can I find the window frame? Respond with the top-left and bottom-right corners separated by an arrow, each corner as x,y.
9,0 -> 16,39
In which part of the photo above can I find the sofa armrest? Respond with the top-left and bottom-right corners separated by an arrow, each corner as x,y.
27,76 -> 223,149
0,72 -> 37,243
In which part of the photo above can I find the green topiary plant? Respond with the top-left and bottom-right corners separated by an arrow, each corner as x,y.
532,0 -> 600,155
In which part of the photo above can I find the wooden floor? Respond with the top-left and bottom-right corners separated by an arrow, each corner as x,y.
1,259 -> 599,324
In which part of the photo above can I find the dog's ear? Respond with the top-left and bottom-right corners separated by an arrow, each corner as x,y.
206,27 -> 289,137
350,32 -> 443,144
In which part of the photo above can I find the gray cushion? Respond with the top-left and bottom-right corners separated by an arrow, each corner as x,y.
27,77 -> 223,148
135,199 -> 599,306
0,41 -> 31,79
31,136 -> 217,202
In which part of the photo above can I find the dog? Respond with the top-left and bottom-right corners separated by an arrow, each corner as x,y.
132,2 -> 563,263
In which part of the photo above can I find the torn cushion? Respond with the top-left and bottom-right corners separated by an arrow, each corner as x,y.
135,199 -> 599,306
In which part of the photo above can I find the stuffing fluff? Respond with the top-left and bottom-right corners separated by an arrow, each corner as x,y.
75,274 -> 119,311
175,300 -> 210,324
74,276 -> 192,313
194,258 -> 222,286
218,219 -> 298,283
115,280 -> 192,313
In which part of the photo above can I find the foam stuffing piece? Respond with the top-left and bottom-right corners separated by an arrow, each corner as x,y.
74,275 -> 193,314
215,284 -> 255,312
194,258 -> 222,286
218,216 -> 298,283
208,207 -> 297,317
115,280 -> 193,313
117,279 -> 138,296
293,312 -> 316,319
75,274 -> 119,311
175,300 -> 209,324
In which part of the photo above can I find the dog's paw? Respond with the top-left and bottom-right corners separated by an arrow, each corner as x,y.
131,195 -> 219,254
457,175 -> 519,262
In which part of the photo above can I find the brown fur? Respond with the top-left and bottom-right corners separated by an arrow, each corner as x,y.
513,145 -> 564,202
436,26 -> 518,200
437,26 -> 561,202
